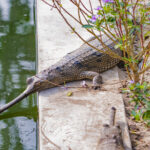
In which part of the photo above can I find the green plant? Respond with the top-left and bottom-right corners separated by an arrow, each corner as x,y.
83,0 -> 150,83
125,82 -> 150,125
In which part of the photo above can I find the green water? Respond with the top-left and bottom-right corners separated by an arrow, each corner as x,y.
0,0 -> 37,149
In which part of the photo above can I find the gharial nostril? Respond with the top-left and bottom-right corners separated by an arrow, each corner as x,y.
27,77 -> 34,84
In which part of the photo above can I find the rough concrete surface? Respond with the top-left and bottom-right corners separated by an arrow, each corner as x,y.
37,0 -> 132,149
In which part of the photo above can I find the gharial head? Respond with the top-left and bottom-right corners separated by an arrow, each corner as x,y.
26,69 -> 63,93
0,74 -> 54,113
26,75 -> 53,93
0,72 -> 59,113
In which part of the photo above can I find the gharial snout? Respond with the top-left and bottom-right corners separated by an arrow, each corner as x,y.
0,75 -> 52,113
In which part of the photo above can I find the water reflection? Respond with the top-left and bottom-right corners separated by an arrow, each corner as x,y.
0,0 -> 37,149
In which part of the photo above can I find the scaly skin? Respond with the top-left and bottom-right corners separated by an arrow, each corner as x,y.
34,36 -> 122,89
0,35 -> 122,113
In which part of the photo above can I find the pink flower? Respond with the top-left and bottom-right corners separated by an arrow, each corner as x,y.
129,80 -> 134,84
102,0 -> 114,3
90,15 -> 98,23
95,6 -> 102,10
81,81 -> 88,88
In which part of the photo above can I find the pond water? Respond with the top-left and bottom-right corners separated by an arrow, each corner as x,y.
0,0 -> 37,149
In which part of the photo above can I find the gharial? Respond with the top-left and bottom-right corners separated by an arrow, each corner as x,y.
0,34 -> 135,113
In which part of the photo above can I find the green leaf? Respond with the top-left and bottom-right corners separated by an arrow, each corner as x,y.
146,121 -> 150,127
142,110 -> 150,121
129,85 -> 135,90
107,16 -> 115,23
129,28 -> 135,35
114,43 -> 122,49
127,19 -> 133,25
119,2 -> 124,7
131,110 -> 136,116
123,57 -> 131,62
131,110 -> 141,121
127,4 -> 134,9
124,63 -> 129,67
82,24 -> 94,29
87,16 -> 92,19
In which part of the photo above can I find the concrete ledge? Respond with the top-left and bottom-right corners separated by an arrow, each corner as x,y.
37,0 -> 132,149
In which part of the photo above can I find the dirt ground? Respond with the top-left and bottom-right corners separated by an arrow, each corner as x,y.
124,95 -> 150,150
118,67 -> 150,150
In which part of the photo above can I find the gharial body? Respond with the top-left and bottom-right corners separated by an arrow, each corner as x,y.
0,35 -> 122,113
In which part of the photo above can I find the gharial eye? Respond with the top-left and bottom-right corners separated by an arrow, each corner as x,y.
27,77 -> 34,84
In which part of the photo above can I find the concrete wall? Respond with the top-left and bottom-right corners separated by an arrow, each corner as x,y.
37,0 -> 132,149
